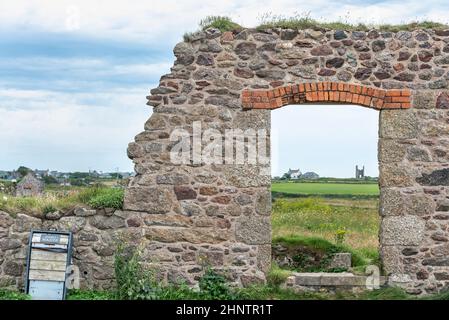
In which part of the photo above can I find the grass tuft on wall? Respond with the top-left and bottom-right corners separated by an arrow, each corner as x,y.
183,13 -> 448,41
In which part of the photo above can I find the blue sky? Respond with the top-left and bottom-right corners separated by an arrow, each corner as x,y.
1,0 -> 448,177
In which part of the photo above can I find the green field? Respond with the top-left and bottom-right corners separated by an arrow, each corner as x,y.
271,182 -> 379,196
272,197 -> 380,258
271,181 -> 381,269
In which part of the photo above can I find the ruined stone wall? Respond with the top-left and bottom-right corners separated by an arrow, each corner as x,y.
123,26 -> 449,294
2,26 -> 449,294
379,92 -> 449,295
0,208 -> 143,290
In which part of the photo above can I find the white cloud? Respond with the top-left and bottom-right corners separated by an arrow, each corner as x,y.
0,95 -> 151,172
0,86 -> 153,111
2,0 -> 448,44
0,88 -> 55,99
0,84 -> 153,172
0,57 -> 171,78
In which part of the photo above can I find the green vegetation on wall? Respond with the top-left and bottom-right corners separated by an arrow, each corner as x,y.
184,14 -> 449,41
0,186 -> 124,215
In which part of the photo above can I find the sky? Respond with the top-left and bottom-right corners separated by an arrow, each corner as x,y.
1,1 -> 448,177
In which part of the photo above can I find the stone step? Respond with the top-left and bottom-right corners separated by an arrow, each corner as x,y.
284,272 -> 388,291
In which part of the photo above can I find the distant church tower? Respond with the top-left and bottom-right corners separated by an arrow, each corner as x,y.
355,165 -> 365,179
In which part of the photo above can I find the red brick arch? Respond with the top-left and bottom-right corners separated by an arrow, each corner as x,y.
242,82 -> 411,110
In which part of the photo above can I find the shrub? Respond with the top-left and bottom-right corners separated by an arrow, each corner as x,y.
42,204 -> 57,214
1,185 -> 124,215
273,235 -> 367,271
334,229 -> 347,246
198,268 -> 236,300
0,289 -> 30,300
199,16 -> 242,32
43,175 -> 58,185
114,242 -> 158,300
267,263 -> 291,287
86,188 -> 124,209
184,16 -> 242,41
113,239 -> 242,300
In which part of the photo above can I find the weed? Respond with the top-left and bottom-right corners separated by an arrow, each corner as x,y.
334,228 -> 347,246
0,289 -> 30,300
0,186 -> 124,215
114,242 -> 158,300
183,14 -> 449,43
358,286 -> 412,300
87,188 -> 124,209
199,16 -> 242,32
67,289 -> 115,300
273,235 -> 369,271
184,16 -> 242,41
42,204 -> 57,214
198,268 -> 236,300
420,288 -> 449,300
266,263 -> 291,287
256,12 -> 448,32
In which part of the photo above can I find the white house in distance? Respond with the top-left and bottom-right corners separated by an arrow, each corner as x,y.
287,168 -> 302,179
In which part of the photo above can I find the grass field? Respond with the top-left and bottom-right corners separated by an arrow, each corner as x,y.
272,182 -> 379,196
272,197 -> 380,265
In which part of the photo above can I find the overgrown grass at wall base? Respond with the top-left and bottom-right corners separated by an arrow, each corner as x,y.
266,264 -> 291,287
66,289 -> 115,300
114,242 -> 238,300
0,186 -> 124,215
0,289 -> 30,300
3,242 -> 448,300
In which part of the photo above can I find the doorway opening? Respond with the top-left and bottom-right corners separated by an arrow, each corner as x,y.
270,104 -> 380,275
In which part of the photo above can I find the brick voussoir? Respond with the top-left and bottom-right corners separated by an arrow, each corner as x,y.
242,82 -> 411,110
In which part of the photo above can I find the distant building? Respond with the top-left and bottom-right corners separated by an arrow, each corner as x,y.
302,172 -> 320,180
49,171 -> 59,177
34,169 -> 49,178
89,170 -> 100,178
99,172 -> 113,179
4,171 -> 21,181
355,165 -> 365,179
287,168 -> 302,179
120,172 -> 132,179
15,172 -> 44,197
0,171 -> 8,179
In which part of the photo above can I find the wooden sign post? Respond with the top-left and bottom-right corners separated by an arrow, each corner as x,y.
25,230 -> 73,300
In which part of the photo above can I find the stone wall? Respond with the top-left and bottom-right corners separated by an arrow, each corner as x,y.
1,205 -> 268,290
379,92 -> 449,295
0,208 -> 141,290
123,26 -> 449,294
2,27 -> 449,295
